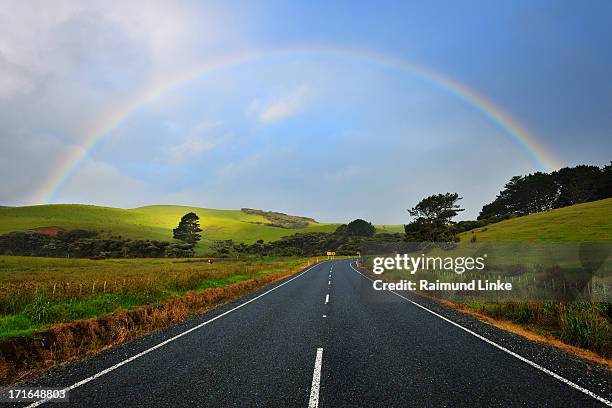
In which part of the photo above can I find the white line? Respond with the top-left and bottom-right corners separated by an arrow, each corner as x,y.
322,315 -> 327,318
328,280 -> 331,285
25,262 -> 325,408
325,294 -> 330,304
348,263 -> 612,407
308,348 -> 324,408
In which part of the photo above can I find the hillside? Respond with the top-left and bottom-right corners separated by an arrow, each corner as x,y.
460,198 -> 612,242
0,204 -> 339,253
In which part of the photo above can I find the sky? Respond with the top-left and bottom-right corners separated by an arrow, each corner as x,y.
0,0 -> 611,223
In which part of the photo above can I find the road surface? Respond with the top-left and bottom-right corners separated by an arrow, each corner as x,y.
15,259 -> 612,407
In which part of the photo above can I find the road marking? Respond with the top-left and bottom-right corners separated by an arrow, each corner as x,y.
322,314 -> 327,318
308,348 -> 324,408
325,294 -> 330,304
349,263 -> 612,407
24,262 -> 326,408
328,280 -> 331,285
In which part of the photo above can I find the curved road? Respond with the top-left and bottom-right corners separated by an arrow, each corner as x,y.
16,259 -> 612,407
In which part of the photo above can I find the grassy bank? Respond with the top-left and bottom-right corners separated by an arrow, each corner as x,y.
0,255 -> 311,339
459,198 -> 612,243
458,200 -> 612,357
0,256 -> 313,383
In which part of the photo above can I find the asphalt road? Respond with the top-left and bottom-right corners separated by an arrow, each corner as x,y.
13,259 -> 612,407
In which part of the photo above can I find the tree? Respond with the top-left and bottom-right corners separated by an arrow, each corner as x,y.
346,219 -> 376,237
173,212 -> 202,245
405,193 -> 464,242
479,164 -> 612,220
408,193 -> 464,222
553,165 -> 600,207
597,162 -> 612,199
334,224 -> 349,235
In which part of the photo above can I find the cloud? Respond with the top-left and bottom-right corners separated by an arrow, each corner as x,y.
249,85 -> 310,123
0,52 -> 34,98
0,0 -> 198,88
219,152 -> 262,177
57,159 -> 149,207
328,166 -> 360,183
167,121 -> 225,164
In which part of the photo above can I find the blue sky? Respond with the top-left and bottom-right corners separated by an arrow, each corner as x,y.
0,0 -> 610,223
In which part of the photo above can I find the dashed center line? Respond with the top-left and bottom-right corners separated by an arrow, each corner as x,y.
325,294 -> 330,304
308,348 -> 324,408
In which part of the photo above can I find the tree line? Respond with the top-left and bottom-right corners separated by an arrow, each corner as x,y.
479,163 -> 611,220
210,220 -> 398,257
402,162 -> 611,243
0,230 -> 195,258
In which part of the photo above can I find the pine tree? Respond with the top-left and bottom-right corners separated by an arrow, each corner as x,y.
173,212 -> 202,245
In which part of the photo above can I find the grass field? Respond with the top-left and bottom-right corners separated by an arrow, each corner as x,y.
0,255 -> 310,339
459,198 -> 612,243
448,199 -> 612,357
0,204 -> 341,254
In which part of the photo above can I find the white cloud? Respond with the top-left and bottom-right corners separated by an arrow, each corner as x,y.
58,159 -> 149,207
0,0 -> 199,98
249,85 -> 310,124
0,52 -> 34,97
219,152 -> 262,177
328,166 -> 360,183
167,121 -> 225,164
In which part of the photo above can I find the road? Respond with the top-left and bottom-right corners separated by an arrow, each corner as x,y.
16,259 -> 612,407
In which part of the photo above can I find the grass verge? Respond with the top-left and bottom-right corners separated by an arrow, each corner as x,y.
0,256 -> 313,384
357,264 -> 611,365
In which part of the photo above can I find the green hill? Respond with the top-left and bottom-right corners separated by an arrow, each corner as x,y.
0,204 -> 340,253
460,198 -> 612,242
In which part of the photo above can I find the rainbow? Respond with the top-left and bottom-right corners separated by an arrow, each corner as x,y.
32,46 -> 562,204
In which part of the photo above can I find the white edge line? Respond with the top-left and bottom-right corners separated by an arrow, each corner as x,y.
25,262 -> 325,408
308,348 -> 324,408
349,263 -> 612,407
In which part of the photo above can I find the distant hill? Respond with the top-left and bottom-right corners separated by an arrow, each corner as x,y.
0,204 -> 340,253
460,198 -> 612,242
240,208 -> 317,229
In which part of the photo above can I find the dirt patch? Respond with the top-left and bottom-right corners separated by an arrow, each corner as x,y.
30,227 -> 64,237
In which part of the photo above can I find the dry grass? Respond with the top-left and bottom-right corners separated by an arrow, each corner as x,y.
0,256 -> 311,338
439,298 -> 612,369
0,258 -> 311,384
